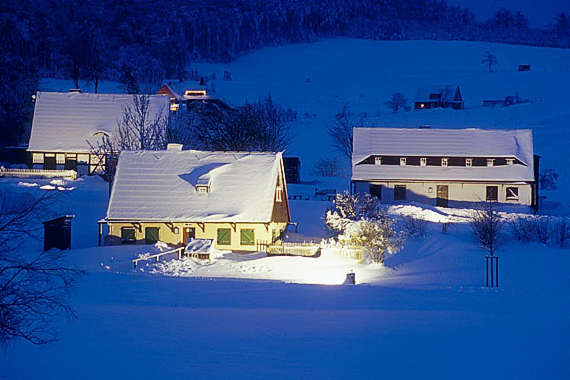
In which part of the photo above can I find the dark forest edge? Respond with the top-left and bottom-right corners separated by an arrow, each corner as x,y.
2,0 -> 570,145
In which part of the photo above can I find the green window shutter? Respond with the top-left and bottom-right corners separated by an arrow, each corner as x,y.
217,228 -> 231,245
240,229 -> 255,245
145,227 -> 159,244
121,228 -> 135,244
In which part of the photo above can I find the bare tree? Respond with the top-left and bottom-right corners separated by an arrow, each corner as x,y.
482,51 -> 498,72
470,201 -> 503,256
0,190 -> 83,346
313,157 -> 344,177
328,103 -> 357,161
190,94 -> 293,152
385,93 -> 408,113
88,94 -> 169,193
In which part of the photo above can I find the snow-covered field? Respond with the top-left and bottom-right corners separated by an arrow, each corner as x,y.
4,39 -> 568,378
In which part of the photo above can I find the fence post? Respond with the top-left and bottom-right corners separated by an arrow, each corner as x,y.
485,256 -> 489,287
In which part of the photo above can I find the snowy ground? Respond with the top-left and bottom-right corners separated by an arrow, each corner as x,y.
5,39 -> 569,378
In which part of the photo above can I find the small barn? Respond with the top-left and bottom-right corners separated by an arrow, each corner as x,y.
158,82 -> 231,112
101,145 -> 291,251
414,85 -> 463,110
351,127 -> 539,212
28,91 -> 169,175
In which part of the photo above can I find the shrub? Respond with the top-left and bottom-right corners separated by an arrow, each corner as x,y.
401,215 -> 427,238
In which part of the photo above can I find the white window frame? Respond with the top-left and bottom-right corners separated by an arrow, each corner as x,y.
487,159 -> 494,167
441,158 -> 448,168
32,153 -> 44,164
276,185 -> 283,202
400,158 -> 407,166
506,158 -> 514,165
466,158 -> 472,167
506,187 -> 519,200
420,157 -> 427,167
374,156 -> 382,166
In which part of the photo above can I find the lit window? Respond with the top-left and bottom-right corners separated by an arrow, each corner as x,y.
56,154 -> 65,165
276,185 -> 283,202
420,157 -> 427,167
487,159 -> 494,167
466,158 -> 472,167
506,187 -> 519,200
400,158 -> 407,166
196,185 -> 210,193
506,158 -> 514,165
420,103 -> 425,108
32,153 -> 43,164
374,156 -> 382,165
441,158 -> 448,167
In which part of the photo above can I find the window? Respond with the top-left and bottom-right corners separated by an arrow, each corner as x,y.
400,158 -> 407,166
196,185 -> 210,193
487,159 -> 494,167
506,187 -> 519,200
240,229 -> 255,245
441,158 -> 448,167
370,184 -> 382,200
121,227 -> 136,244
394,185 -> 407,201
145,227 -> 159,244
466,158 -> 472,167
217,228 -> 231,245
420,157 -> 427,167
486,186 -> 498,201
32,153 -> 43,164
374,156 -> 382,166
272,228 -> 281,242
506,158 -> 514,165
77,154 -> 89,164
56,154 -> 65,165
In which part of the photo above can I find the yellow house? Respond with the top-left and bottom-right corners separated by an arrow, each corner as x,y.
100,145 -> 291,251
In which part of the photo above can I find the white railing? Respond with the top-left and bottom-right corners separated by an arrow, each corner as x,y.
0,168 -> 77,180
132,246 -> 185,269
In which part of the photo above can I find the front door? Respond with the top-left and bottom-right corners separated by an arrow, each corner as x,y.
44,155 -> 56,170
183,227 -> 195,244
436,185 -> 449,207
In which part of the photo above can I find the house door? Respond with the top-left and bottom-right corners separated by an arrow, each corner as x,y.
44,155 -> 56,170
183,227 -> 195,244
65,157 -> 77,171
436,185 -> 449,207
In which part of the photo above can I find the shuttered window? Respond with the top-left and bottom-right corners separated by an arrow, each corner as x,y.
145,227 -> 159,244
217,228 -> 231,245
240,229 -> 255,245
121,227 -> 136,244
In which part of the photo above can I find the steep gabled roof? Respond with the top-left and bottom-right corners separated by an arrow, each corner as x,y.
352,127 -> 535,182
415,84 -> 461,102
107,150 -> 284,222
28,92 -> 169,153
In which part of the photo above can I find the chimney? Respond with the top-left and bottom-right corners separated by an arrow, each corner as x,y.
167,143 -> 183,151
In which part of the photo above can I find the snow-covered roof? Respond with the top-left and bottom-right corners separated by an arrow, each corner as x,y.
28,92 -> 169,153
107,150 -> 284,222
352,128 -> 535,182
415,85 -> 460,102
160,82 -> 209,101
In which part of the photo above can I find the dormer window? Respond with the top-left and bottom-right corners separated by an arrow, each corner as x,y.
506,158 -> 514,165
466,158 -> 472,167
196,177 -> 211,193
420,157 -> 427,167
441,158 -> 448,167
400,158 -> 407,166
487,159 -> 494,167
275,175 -> 283,202
374,156 -> 382,166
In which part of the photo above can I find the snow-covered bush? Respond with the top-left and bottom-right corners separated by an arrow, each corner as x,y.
401,215 -> 428,238
325,192 -> 404,263
510,216 -> 570,248
470,202 -> 503,256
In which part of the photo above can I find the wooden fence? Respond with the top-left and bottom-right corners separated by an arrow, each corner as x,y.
132,246 -> 185,269
0,167 -> 77,180
256,240 -> 320,257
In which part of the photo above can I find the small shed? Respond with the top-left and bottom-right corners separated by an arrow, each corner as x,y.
43,215 -> 74,251
283,157 -> 301,184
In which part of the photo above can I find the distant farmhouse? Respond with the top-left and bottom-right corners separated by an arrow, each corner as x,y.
158,81 -> 231,112
351,128 -> 539,211
414,85 -> 463,110
100,146 -> 290,251
27,91 -> 169,175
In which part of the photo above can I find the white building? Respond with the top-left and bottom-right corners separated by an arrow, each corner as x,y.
28,91 -> 169,175
351,127 -> 539,211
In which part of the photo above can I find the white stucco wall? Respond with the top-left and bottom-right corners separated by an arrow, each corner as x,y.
354,180 -> 533,207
